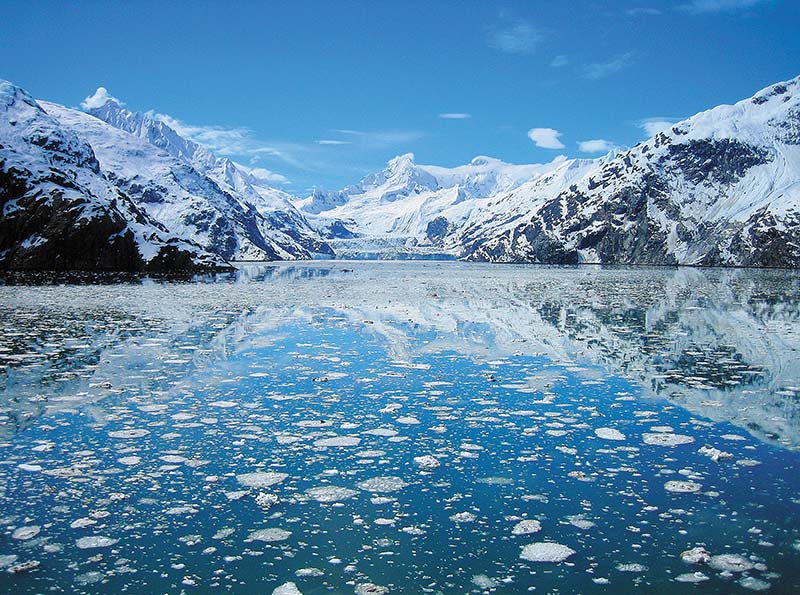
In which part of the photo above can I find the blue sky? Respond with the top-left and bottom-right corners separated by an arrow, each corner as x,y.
2,0 -> 798,192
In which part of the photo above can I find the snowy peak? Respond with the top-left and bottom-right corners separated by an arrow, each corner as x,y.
358,152 -> 440,200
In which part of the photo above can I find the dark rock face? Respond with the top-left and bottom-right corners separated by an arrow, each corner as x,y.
664,139 -> 771,186
0,189 -> 144,271
426,216 -> 450,244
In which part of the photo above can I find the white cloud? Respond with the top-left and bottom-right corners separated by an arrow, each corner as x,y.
679,0 -> 770,14
488,20 -> 542,55
528,128 -> 565,150
438,113 -> 472,119
316,139 -> 352,145
627,7 -> 663,16
583,52 -> 637,80
550,55 -> 569,68
637,117 -> 680,137
154,112 -> 308,169
235,163 -> 290,185
80,87 -> 122,110
578,139 -> 615,153
332,128 -> 424,146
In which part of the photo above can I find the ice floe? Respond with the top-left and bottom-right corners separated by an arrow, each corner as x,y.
520,542 -> 576,563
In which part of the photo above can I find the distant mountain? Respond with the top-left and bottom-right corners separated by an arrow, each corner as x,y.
2,76 -> 800,270
303,76 -> 800,267
0,81 -> 227,272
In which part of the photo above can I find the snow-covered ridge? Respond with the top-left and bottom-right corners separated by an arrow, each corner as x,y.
0,80 -> 228,271
2,75 -> 800,269
300,76 -> 800,266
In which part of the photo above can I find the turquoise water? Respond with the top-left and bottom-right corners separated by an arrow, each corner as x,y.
1,263 -> 799,594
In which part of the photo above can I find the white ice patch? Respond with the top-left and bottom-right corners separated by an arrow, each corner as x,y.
595,427 -> 626,441
108,429 -> 150,439
675,572 -> 709,583
272,582 -> 303,595
664,480 -> 702,493
248,528 -> 292,542
75,536 -> 119,549
306,486 -> 359,502
512,519 -> 542,535
643,433 -> 694,446
237,471 -> 289,488
413,455 -> 440,469
357,476 -> 407,493
520,542 -> 576,563
11,526 -> 40,540
313,436 -> 361,448
708,554 -> 755,572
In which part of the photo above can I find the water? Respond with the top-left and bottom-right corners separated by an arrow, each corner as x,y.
0,262 -> 799,594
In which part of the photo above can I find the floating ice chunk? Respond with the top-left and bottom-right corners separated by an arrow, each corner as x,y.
680,546 -> 711,564
254,493 -> 279,510
17,463 -> 42,472
566,516 -> 596,529
698,445 -> 733,462
512,519 -> 541,535
675,572 -> 709,583
314,436 -> 361,448
75,571 -> 105,585
643,433 -> 694,447
476,476 -> 512,485
355,583 -> 388,595
209,401 -> 238,408
11,526 -> 40,540
295,567 -> 324,577
213,528 -> 235,540
306,486 -> 359,502
708,554 -> 754,572
160,455 -> 188,464
616,563 -> 647,572
165,505 -> 198,515
272,582 -> 302,595
247,528 -> 292,542
739,576 -> 771,591
0,555 -> 18,569
357,476 -> 407,493
364,428 -> 398,437
75,536 -> 118,549
413,455 -> 440,469
664,480 -> 702,493
118,456 -> 141,466
70,518 -> 97,529
237,472 -> 289,488
450,512 -> 476,523
396,416 -> 420,425
520,542 -> 576,563
108,429 -> 150,439
472,575 -> 498,589
6,560 -> 41,574
595,427 -> 626,441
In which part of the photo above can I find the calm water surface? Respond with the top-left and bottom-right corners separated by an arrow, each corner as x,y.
0,262 -> 799,594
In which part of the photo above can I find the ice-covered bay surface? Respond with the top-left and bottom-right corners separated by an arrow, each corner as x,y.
1,262 -> 799,594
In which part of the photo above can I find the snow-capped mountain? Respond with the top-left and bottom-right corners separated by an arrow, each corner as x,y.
0,81 -> 227,272
295,151 -> 572,258
303,76 -> 800,266
460,77 -> 800,266
85,98 -> 332,260
2,75 -> 800,270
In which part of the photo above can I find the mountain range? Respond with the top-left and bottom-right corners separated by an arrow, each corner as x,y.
1,76 -> 799,270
